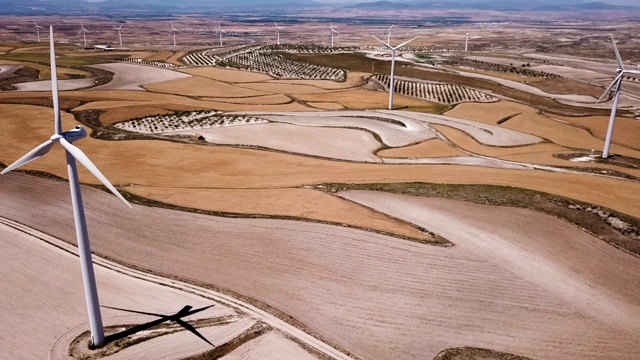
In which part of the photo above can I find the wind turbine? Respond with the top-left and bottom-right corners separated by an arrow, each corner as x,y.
170,22 -> 180,46
372,35 -> 418,110
0,26 -> 131,348
33,20 -> 44,43
386,24 -> 394,45
274,22 -> 284,45
114,24 -> 123,48
597,35 -> 640,159
329,23 -> 339,48
80,21 -> 89,47
465,32 -> 469,52
216,21 -> 226,47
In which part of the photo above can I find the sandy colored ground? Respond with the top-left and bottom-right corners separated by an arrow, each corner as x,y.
307,102 -> 345,110
103,319 -> 256,360
200,94 -> 292,105
100,106 -> 184,125
295,89 -> 444,110
2,174 -> 640,360
553,114 -> 640,151
0,216 -> 235,359
220,331 -> 317,360
122,187 -> 433,241
91,63 -> 192,91
181,67 -> 274,83
238,82 -> 340,94
146,76 -> 269,97
167,50 -> 188,66
0,59 -> 91,80
14,78 -> 95,91
143,50 -> 174,62
3,104 -> 640,219
378,138 -> 466,158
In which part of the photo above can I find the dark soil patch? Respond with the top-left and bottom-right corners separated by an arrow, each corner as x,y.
319,182 -> 640,258
554,152 -> 640,170
0,66 -> 39,91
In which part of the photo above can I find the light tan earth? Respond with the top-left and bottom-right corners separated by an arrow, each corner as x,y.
220,331 -> 317,360
377,138 -> 466,158
2,173 -> 640,360
307,102 -> 345,110
201,94 -> 292,105
169,122 -> 382,162
91,63 -> 192,91
122,186 -> 434,241
181,67 -> 274,83
145,76 -> 269,97
0,64 -> 21,78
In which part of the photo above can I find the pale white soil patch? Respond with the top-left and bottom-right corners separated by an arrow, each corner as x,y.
221,331 -> 317,360
0,64 -> 22,79
13,78 -> 96,91
171,122 -> 382,162
91,63 -> 192,91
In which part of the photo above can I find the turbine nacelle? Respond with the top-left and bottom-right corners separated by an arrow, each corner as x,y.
58,125 -> 88,143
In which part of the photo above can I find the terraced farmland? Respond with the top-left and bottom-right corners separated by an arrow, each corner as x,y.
114,57 -> 178,69
372,74 -> 497,104
219,52 -> 345,81
182,49 -> 219,66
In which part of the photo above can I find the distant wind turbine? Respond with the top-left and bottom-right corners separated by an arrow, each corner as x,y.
33,20 -> 44,43
465,32 -> 469,52
329,23 -> 339,48
216,21 -> 226,47
170,22 -> 180,46
386,24 -> 394,45
80,21 -> 90,47
372,35 -> 418,110
114,24 -> 123,48
1,26 -> 132,348
596,35 -> 640,158
274,22 -> 284,45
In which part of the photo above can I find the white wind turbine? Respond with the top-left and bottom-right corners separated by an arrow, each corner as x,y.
329,23 -> 338,48
33,20 -> 44,43
80,21 -> 90,47
465,32 -> 469,52
372,35 -> 417,110
0,26 -> 131,347
216,22 -> 226,47
114,24 -> 123,48
597,35 -> 640,158
274,22 -> 284,45
386,24 -> 394,45
170,22 -> 180,46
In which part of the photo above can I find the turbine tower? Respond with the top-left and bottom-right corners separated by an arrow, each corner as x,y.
274,22 -> 284,45
1,26 -> 131,348
216,22 -> 226,47
329,23 -> 339,48
465,32 -> 469,52
386,24 -> 394,45
114,24 -> 123,48
170,22 -> 180,46
372,35 -> 418,110
33,20 -> 44,43
597,35 -> 640,158
80,21 -> 89,47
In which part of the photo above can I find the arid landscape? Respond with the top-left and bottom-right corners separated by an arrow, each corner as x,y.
1,3 -> 639,359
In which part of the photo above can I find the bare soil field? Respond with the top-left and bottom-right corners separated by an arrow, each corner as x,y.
181,67 -> 274,83
220,331 -> 317,360
307,102 -> 345,110
552,114 -> 640,151
13,78 -> 95,91
91,63 -> 192,91
201,94 -> 292,105
99,106 -> 185,125
122,186 -> 434,242
146,76 -> 269,97
377,138 -> 467,158
2,173 -> 640,360
0,64 -> 21,78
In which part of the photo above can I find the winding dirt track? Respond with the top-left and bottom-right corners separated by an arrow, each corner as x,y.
2,172 -> 640,360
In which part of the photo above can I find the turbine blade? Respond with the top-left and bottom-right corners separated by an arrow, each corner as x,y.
175,319 -> 215,346
50,26 -> 61,136
184,304 -> 215,317
0,140 -> 54,175
394,37 -> 418,50
611,35 -> 624,71
597,73 -> 623,103
371,35 -> 391,49
59,138 -> 132,208
388,24 -> 394,31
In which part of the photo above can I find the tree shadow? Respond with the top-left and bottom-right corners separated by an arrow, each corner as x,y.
102,304 -> 216,346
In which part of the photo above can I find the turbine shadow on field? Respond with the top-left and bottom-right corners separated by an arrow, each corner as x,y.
102,304 -> 216,346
